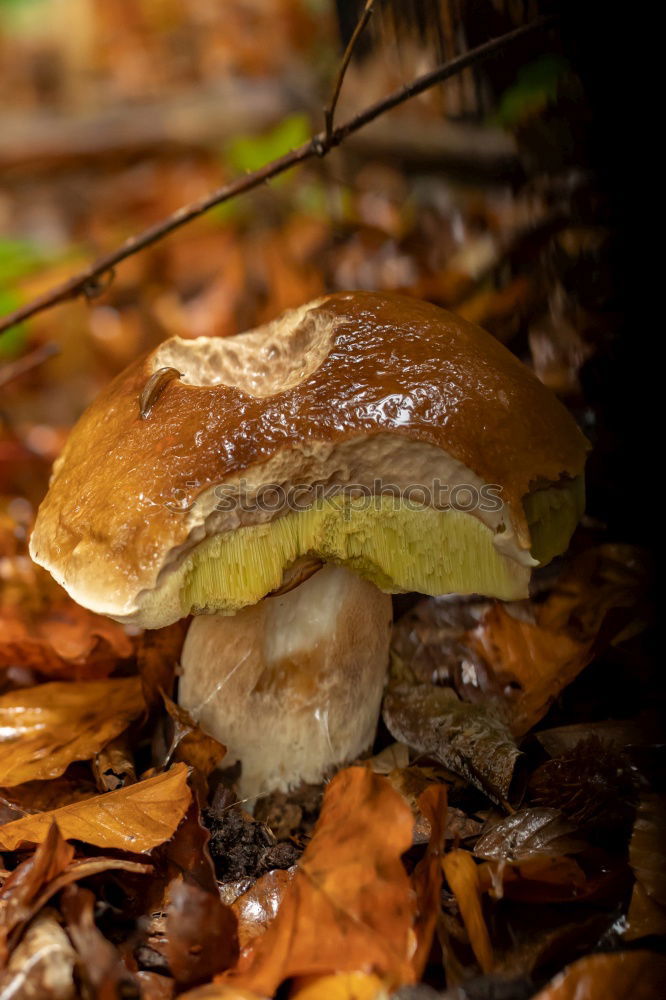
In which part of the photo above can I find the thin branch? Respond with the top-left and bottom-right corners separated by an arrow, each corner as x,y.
0,342 -> 59,388
0,14 -> 556,337
324,0 -> 377,142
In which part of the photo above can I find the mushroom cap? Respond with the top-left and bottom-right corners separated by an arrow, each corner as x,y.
30,292 -> 587,624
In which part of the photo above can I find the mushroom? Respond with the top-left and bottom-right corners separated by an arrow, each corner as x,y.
30,292 -> 587,799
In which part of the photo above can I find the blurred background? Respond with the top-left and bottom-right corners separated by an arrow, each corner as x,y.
0,0 -> 629,545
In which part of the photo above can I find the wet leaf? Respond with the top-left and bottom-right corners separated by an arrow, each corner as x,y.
477,855 -> 589,903
165,879 -> 238,987
0,558 -> 133,680
383,682 -> 521,804
531,951 -> 666,1000
474,809 -> 584,862
0,677 -> 145,786
442,849 -> 494,974
222,767 -> 416,996
232,868 -> 294,951
0,764 -> 191,852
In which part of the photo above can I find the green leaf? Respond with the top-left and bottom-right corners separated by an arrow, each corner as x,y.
494,55 -> 570,129
223,113 -> 311,179
0,289 -> 27,359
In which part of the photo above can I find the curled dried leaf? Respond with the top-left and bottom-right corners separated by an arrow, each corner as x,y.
0,907 -> 76,999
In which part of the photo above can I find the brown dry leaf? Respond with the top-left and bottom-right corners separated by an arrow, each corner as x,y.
625,883 -> 666,941
468,545 -> 649,735
532,951 -> 666,1000
60,884 -> 137,999
138,621 -> 188,709
93,733 -> 137,791
383,681 -> 521,803
162,693 -> 226,778
179,985 -> 263,1000
232,869 -> 294,951
442,849 -> 493,974
0,822 -> 73,965
0,764 -> 191,852
0,677 -> 145,786
477,855 -> 588,903
474,808 -> 584,862
411,783 -> 447,977
165,879 -> 238,988
0,557 -> 133,680
222,767 -> 416,996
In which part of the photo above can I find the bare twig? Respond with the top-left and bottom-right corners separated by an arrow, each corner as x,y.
0,342 -> 59,388
324,0 -> 377,142
0,14 -> 556,337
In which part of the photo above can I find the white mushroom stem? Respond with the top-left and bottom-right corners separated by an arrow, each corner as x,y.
178,564 -> 392,801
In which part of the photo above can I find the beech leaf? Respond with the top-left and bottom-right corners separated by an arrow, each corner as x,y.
222,767 -> 416,996
0,556 -> 133,679
474,808 -> 584,862
0,764 -> 191,852
532,951 -> 666,1000
0,677 -> 145,786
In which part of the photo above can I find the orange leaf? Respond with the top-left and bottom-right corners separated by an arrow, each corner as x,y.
532,951 -> 666,1000
442,849 -> 493,974
468,545 -> 648,735
222,767 -> 416,996
290,972 -> 389,999
0,556 -> 133,680
411,783 -> 447,977
0,677 -> 145,786
0,764 -> 191,852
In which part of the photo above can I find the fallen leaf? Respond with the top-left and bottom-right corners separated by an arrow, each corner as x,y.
93,733 -> 137,791
629,796 -> 666,906
625,883 -> 666,942
165,879 -> 238,987
411,783 -> 447,977
0,823 -> 73,965
477,855 -> 589,903
138,621 -> 188,709
222,767 -> 416,996
383,682 -> 521,804
442,849 -> 493,974
290,972 -> 389,999
162,693 -> 226,779
0,556 -> 133,680
468,545 -> 650,735
0,907 -> 76,999
0,677 -> 145,786
232,869 -> 294,951
531,951 -> 666,1000
474,809 -> 584,862
0,764 -> 191,852
60,884 -> 137,998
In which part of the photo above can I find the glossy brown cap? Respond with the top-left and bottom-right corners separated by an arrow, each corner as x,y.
30,291 -> 588,619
